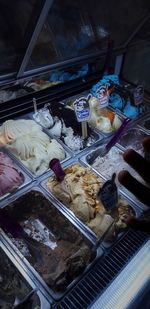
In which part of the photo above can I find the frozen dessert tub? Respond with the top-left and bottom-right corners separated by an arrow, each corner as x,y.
0,239 -> 51,308
0,149 -> 32,202
137,112 -> 150,134
87,96 -> 125,137
80,146 -> 149,211
28,100 -> 101,156
0,186 -> 103,301
117,127 -> 148,152
41,160 -> 141,248
62,93 -> 125,137
0,118 -> 70,179
7,144 -> 71,181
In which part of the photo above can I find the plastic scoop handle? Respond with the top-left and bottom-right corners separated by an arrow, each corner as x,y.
49,158 -> 66,182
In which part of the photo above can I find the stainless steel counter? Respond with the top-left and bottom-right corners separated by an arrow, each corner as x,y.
90,240 -> 150,309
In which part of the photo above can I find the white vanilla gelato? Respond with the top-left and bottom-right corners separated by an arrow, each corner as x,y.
0,119 -> 65,175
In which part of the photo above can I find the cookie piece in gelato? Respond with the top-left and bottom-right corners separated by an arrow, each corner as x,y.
0,151 -> 24,197
3,190 -> 93,292
0,119 -> 65,175
46,164 -> 135,238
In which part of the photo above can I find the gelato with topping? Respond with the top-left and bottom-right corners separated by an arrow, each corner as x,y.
47,164 -> 135,238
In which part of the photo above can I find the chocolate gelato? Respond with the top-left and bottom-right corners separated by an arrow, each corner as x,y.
0,248 -> 39,308
3,191 -> 93,292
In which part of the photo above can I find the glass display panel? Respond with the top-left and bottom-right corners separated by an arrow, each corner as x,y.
0,0 -> 44,75
27,0 -> 150,70
122,18 -> 150,93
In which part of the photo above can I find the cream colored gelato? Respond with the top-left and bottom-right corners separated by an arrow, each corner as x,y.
47,164 -> 135,238
0,119 -> 65,175
88,96 -> 122,133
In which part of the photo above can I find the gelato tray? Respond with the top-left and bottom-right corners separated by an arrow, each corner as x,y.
0,118 -> 69,178
29,101 -> 100,154
137,113 -> 150,133
42,163 -> 138,243
0,150 -> 31,201
63,94 -> 124,136
0,241 -> 50,308
84,146 -> 144,184
0,188 -> 99,300
88,96 -> 124,135
80,146 -> 149,210
117,127 -> 148,152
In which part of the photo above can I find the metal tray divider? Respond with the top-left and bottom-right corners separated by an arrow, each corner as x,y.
0,238 -> 52,308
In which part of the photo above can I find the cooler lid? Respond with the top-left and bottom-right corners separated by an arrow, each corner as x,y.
0,0 -> 150,84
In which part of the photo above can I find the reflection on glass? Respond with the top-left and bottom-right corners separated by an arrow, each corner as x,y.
122,19 -> 150,92
28,0 -> 150,71
0,0 -> 44,75
28,0 -> 110,69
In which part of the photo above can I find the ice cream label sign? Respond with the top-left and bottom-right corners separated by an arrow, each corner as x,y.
96,84 -> 109,108
74,95 -> 91,122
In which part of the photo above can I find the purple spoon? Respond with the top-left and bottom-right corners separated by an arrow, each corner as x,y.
87,117 -> 131,164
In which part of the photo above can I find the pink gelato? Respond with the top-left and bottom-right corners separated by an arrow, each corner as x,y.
0,152 -> 24,196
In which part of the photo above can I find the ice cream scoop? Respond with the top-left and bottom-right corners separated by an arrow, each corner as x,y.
97,173 -> 118,211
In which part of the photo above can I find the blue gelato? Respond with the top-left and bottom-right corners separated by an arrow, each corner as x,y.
91,74 -> 119,98
91,74 -> 146,119
49,64 -> 89,82
109,93 -> 124,110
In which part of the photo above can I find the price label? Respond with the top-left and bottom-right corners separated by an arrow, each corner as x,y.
133,85 -> 144,106
96,84 -> 109,108
73,95 -> 91,122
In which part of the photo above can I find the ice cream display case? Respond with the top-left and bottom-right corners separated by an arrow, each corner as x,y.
0,1 -> 150,308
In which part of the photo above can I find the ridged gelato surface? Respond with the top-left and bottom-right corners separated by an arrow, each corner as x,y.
0,119 -> 65,175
